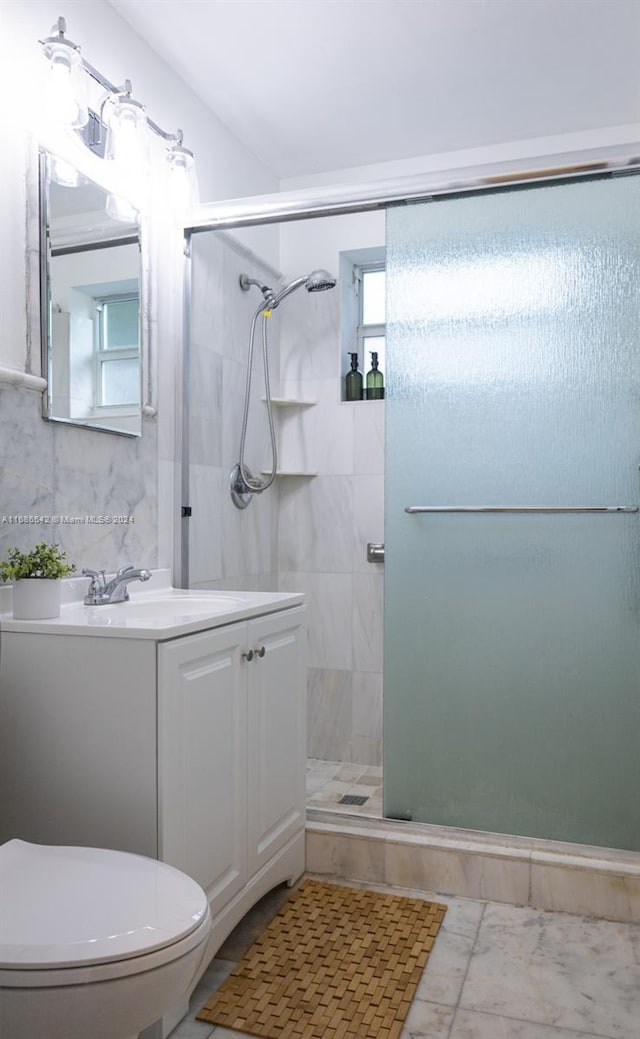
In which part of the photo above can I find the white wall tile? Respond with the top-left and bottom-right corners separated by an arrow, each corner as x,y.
278,476 -> 356,572
279,570 -> 353,670
352,571 -> 384,672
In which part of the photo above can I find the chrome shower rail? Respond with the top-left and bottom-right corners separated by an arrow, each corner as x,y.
405,505 -> 639,514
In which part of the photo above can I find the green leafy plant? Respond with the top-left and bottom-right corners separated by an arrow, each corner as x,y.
0,542 -> 76,582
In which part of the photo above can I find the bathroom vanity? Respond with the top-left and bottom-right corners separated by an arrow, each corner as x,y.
0,584 -> 307,966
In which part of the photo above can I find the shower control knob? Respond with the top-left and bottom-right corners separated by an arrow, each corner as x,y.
242,649 -> 254,662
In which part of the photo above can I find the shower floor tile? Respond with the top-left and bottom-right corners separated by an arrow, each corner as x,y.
306,758 -> 383,817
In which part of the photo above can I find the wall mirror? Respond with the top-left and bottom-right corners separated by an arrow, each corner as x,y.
39,151 -> 145,436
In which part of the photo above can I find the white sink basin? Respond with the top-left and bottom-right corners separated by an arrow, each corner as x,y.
102,594 -> 247,620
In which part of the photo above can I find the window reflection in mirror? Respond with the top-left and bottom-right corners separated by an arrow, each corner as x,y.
40,152 -> 143,436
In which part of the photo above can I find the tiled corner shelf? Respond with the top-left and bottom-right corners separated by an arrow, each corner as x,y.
261,471 -> 318,478
261,397 -> 317,408
260,397 -> 318,478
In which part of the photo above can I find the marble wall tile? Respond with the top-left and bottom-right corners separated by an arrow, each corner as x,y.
188,464 -> 224,584
189,346 -> 224,467
0,387 -> 56,552
278,571 -> 353,670
222,244 -> 280,367
352,671 -> 383,751
190,232 -> 224,356
530,862 -> 640,924
353,398 -> 385,475
279,289 -> 339,382
304,380 -> 355,476
352,570 -> 384,672
157,458 -> 176,569
385,841 -> 531,905
220,475 -> 276,581
307,668 -> 352,762
350,736 -> 383,768
0,384 -> 158,571
352,474 -> 385,574
221,357 -> 247,467
278,477 -> 356,573
459,902 -> 640,1037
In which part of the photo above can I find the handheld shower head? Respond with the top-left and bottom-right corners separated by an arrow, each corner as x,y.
239,269 -> 337,310
305,269 -> 337,293
272,269 -> 337,306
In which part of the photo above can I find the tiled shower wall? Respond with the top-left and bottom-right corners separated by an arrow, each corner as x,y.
277,283 -> 385,767
189,219 -> 385,767
188,232 -> 280,591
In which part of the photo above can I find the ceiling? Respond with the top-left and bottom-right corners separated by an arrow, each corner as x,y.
109,0 -> 639,181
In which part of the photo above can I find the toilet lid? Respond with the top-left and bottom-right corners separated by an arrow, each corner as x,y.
0,840 -> 209,969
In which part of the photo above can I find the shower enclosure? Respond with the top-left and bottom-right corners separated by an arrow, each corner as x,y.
384,172 -> 640,850
183,152 -> 639,849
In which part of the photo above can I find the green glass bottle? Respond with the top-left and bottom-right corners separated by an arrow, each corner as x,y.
366,351 -> 384,400
345,352 -> 363,401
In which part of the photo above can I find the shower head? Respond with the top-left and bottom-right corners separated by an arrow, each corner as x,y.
305,269 -> 337,293
272,269 -> 337,307
240,269 -> 336,310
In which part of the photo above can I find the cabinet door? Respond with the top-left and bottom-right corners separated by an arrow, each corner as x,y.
158,623 -> 248,915
247,606 -> 307,875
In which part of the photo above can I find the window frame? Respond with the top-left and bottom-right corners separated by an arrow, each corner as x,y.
93,292 -> 141,412
354,260 -> 386,377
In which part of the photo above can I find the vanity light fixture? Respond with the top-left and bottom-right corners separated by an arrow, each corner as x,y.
40,16 -> 198,211
41,17 -> 89,129
166,132 -> 198,211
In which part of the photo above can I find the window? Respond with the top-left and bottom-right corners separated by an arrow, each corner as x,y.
355,262 -> 386,378
94,294 -> 141,408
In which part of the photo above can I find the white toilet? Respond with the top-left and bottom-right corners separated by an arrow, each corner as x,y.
0,839 -> 212,1039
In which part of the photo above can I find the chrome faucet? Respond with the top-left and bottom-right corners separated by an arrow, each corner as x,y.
82,565 -> 152,605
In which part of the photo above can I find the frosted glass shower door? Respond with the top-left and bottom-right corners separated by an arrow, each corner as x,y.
384,174 -> 640,850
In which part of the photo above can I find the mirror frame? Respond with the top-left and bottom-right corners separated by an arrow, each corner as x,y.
38,149 -> 151,437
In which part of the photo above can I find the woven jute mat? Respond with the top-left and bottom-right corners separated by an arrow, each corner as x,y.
197,879 -> 447,1039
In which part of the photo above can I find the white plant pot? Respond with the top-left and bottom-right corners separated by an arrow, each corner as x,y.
12,579 -> 62,620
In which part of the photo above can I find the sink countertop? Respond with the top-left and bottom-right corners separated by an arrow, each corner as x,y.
0,572 -> 304,640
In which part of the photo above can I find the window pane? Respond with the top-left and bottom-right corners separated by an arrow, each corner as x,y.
363,334 -> 385,378
101,358 -> 140,405
104,298 -> 139,350
362,269 -> 386,325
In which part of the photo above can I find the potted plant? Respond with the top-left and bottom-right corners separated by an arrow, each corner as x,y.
0,542 -> 76,619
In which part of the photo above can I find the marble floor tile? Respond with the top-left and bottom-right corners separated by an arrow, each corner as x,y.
459,902 -> 640,1038
399,998 -> 455,1037
171,873 -> 640,1039
450,1008 -> 612,1038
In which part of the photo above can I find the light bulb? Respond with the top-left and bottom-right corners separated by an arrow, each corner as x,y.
166,140 -> 198,212
42,34 -> 88,128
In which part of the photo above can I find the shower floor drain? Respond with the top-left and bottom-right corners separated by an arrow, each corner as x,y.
338,794 -> 369,806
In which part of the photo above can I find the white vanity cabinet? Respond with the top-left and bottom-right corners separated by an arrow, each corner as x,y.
0,597 -> 307,957
157,607 -> 307,937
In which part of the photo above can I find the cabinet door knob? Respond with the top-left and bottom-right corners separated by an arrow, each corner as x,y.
257,646 -> 266,658
242,649 -> 254,662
